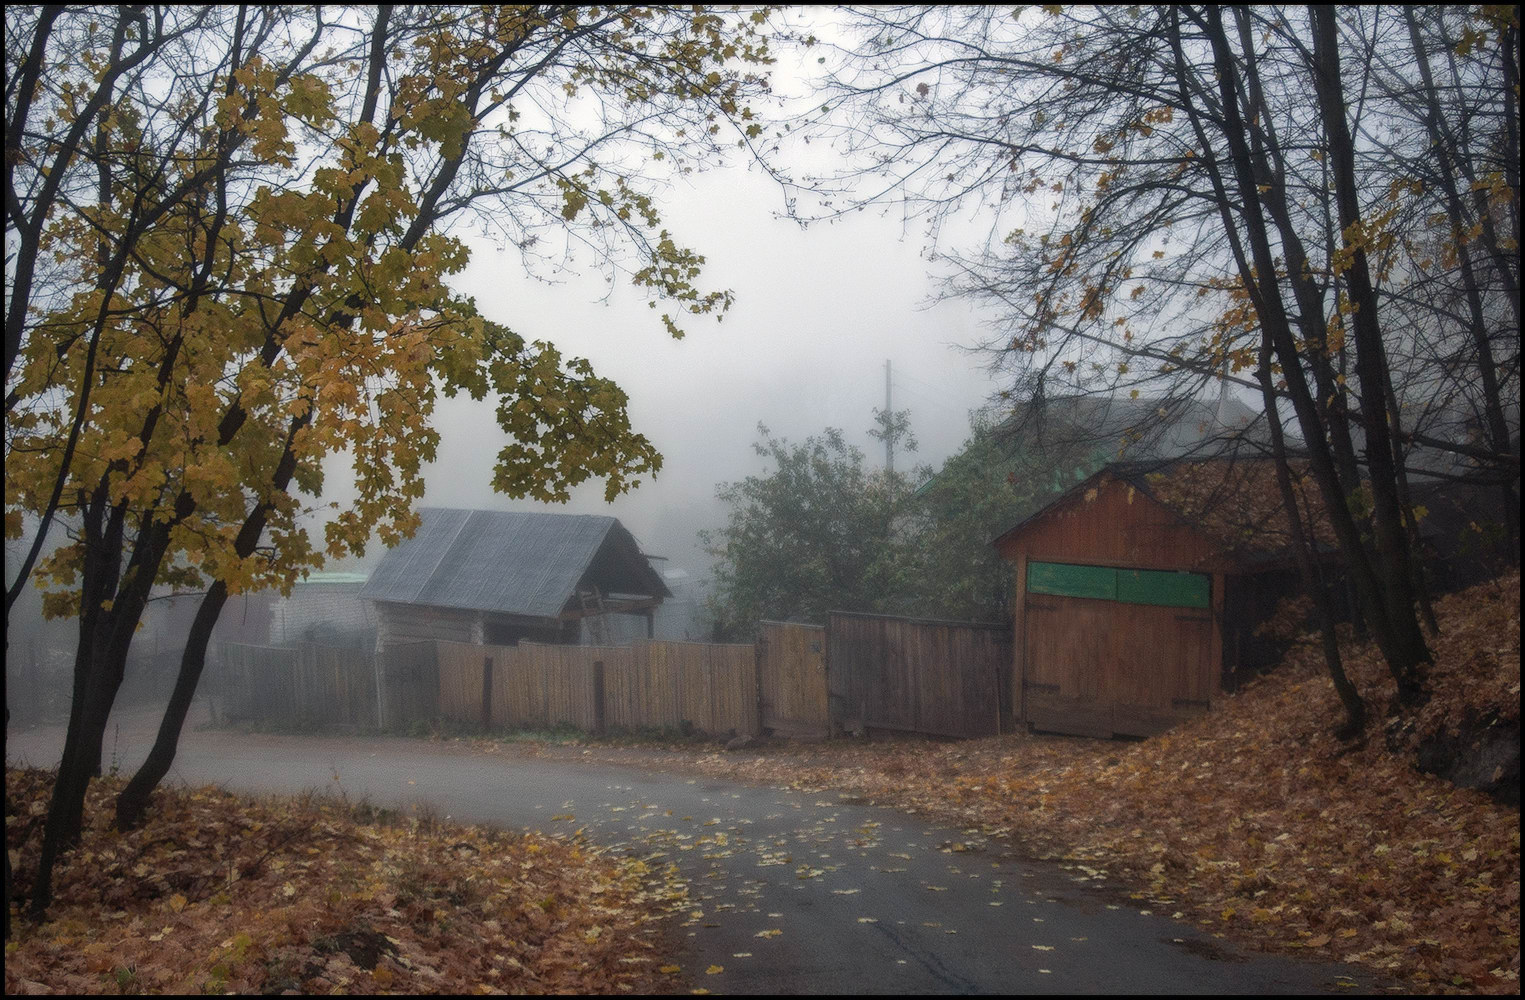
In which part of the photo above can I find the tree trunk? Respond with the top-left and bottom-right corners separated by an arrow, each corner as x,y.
1308,5 -> 1432,704
29,505 -> 171,914
115,415 -> 308,830
115,581 -> 229,830
1257,336 -> 1365,737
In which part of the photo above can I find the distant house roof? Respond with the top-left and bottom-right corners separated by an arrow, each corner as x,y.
360,508 -> 669,620
1004,394 -> 1266,462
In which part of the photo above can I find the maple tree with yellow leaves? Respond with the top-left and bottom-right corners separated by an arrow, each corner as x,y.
4,5 -> 783,916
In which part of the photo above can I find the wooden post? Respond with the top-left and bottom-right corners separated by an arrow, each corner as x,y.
373,647 -> 386,730
481,656 -> 493,728
1012,552 -> 1028,731
592,659 -> 606,734
993,653 -> 1002,736
1209,572 -> 1226,705
753,637 -> 767,736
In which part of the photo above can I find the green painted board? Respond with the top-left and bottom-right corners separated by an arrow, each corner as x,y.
1028,561 -> 1210,609
1116,568 -> 1211,609
1027,561 -> 1117,601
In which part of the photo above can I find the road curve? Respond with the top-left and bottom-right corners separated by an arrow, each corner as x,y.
7,709 -> 1385,995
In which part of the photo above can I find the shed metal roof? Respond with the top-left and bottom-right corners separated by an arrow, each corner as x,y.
360,508 -> 668,619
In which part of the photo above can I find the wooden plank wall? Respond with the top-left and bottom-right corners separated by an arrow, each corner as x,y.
758,622 -> 829,737
377,641 -> 439,729
215,641 -> 407,729
614,640 -> 759,735
297,643 -> 377,728
674,641 -> 757,737
826,613 -> 1013,738
608,642 -> 675,730
1023,596 -> 1214,738
220,619 -> 1022,743
435,639 -> 760,736
501,643 -> 604,731
436,640 -> 491,723
216,642 -> 299,723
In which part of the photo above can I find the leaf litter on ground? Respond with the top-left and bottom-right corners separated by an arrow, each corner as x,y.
7,574 -> 1515,994
562,572 -> 1521,995
4,773 -> 691,995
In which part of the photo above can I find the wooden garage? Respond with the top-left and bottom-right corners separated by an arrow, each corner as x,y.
994,458 -> 1325,738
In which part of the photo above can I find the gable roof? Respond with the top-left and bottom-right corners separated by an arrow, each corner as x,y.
361,508 -> 669,619
1113,457 -> 1335,557
993,457 -> 1334,565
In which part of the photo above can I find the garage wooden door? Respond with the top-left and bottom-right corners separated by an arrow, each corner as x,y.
1023,562 -> 1214,738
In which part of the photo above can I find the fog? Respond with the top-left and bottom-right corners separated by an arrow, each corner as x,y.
318,164 -> 1006,579
6,21 -> 1016,723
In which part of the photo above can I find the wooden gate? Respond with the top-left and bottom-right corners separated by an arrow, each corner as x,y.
826,612 -> 1012,738
757,622 -> 828,738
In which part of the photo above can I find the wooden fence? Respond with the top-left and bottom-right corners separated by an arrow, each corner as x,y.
436,639 -> 760,737
620,640 -> 757,736
827,612 -> 1013,738
376,641 -> 439,729
217,613 -> 1014,742
215,640 -> 436,729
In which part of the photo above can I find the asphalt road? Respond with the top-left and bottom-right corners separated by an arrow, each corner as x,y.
7,707 -> 1387,995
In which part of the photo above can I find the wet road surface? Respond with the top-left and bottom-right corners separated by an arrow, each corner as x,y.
7,708 -> 1386,994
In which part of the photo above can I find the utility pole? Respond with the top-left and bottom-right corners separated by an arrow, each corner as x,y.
885,359 -> 893,474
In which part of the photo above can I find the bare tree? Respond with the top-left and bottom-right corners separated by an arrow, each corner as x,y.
804,5 -> 1520,721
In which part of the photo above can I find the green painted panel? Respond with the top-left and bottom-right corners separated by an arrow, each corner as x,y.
1116,568 -> 1211,609
1028,562 -> 1210,609
1027,561 -> 1117,601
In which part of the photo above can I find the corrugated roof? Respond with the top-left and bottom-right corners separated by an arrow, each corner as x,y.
361,508 -> 668,619
295,572 -> 370,586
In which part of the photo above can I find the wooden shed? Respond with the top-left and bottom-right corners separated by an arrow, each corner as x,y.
994,458 -> 1327,739
362,508 -> 669,651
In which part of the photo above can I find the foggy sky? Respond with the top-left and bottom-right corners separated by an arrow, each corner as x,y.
320,165 -> 1007,579
310,14 -> 1015,582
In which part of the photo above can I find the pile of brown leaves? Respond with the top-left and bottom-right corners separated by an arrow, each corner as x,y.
630,573 -> 1520,994
4,772 -> 689,994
